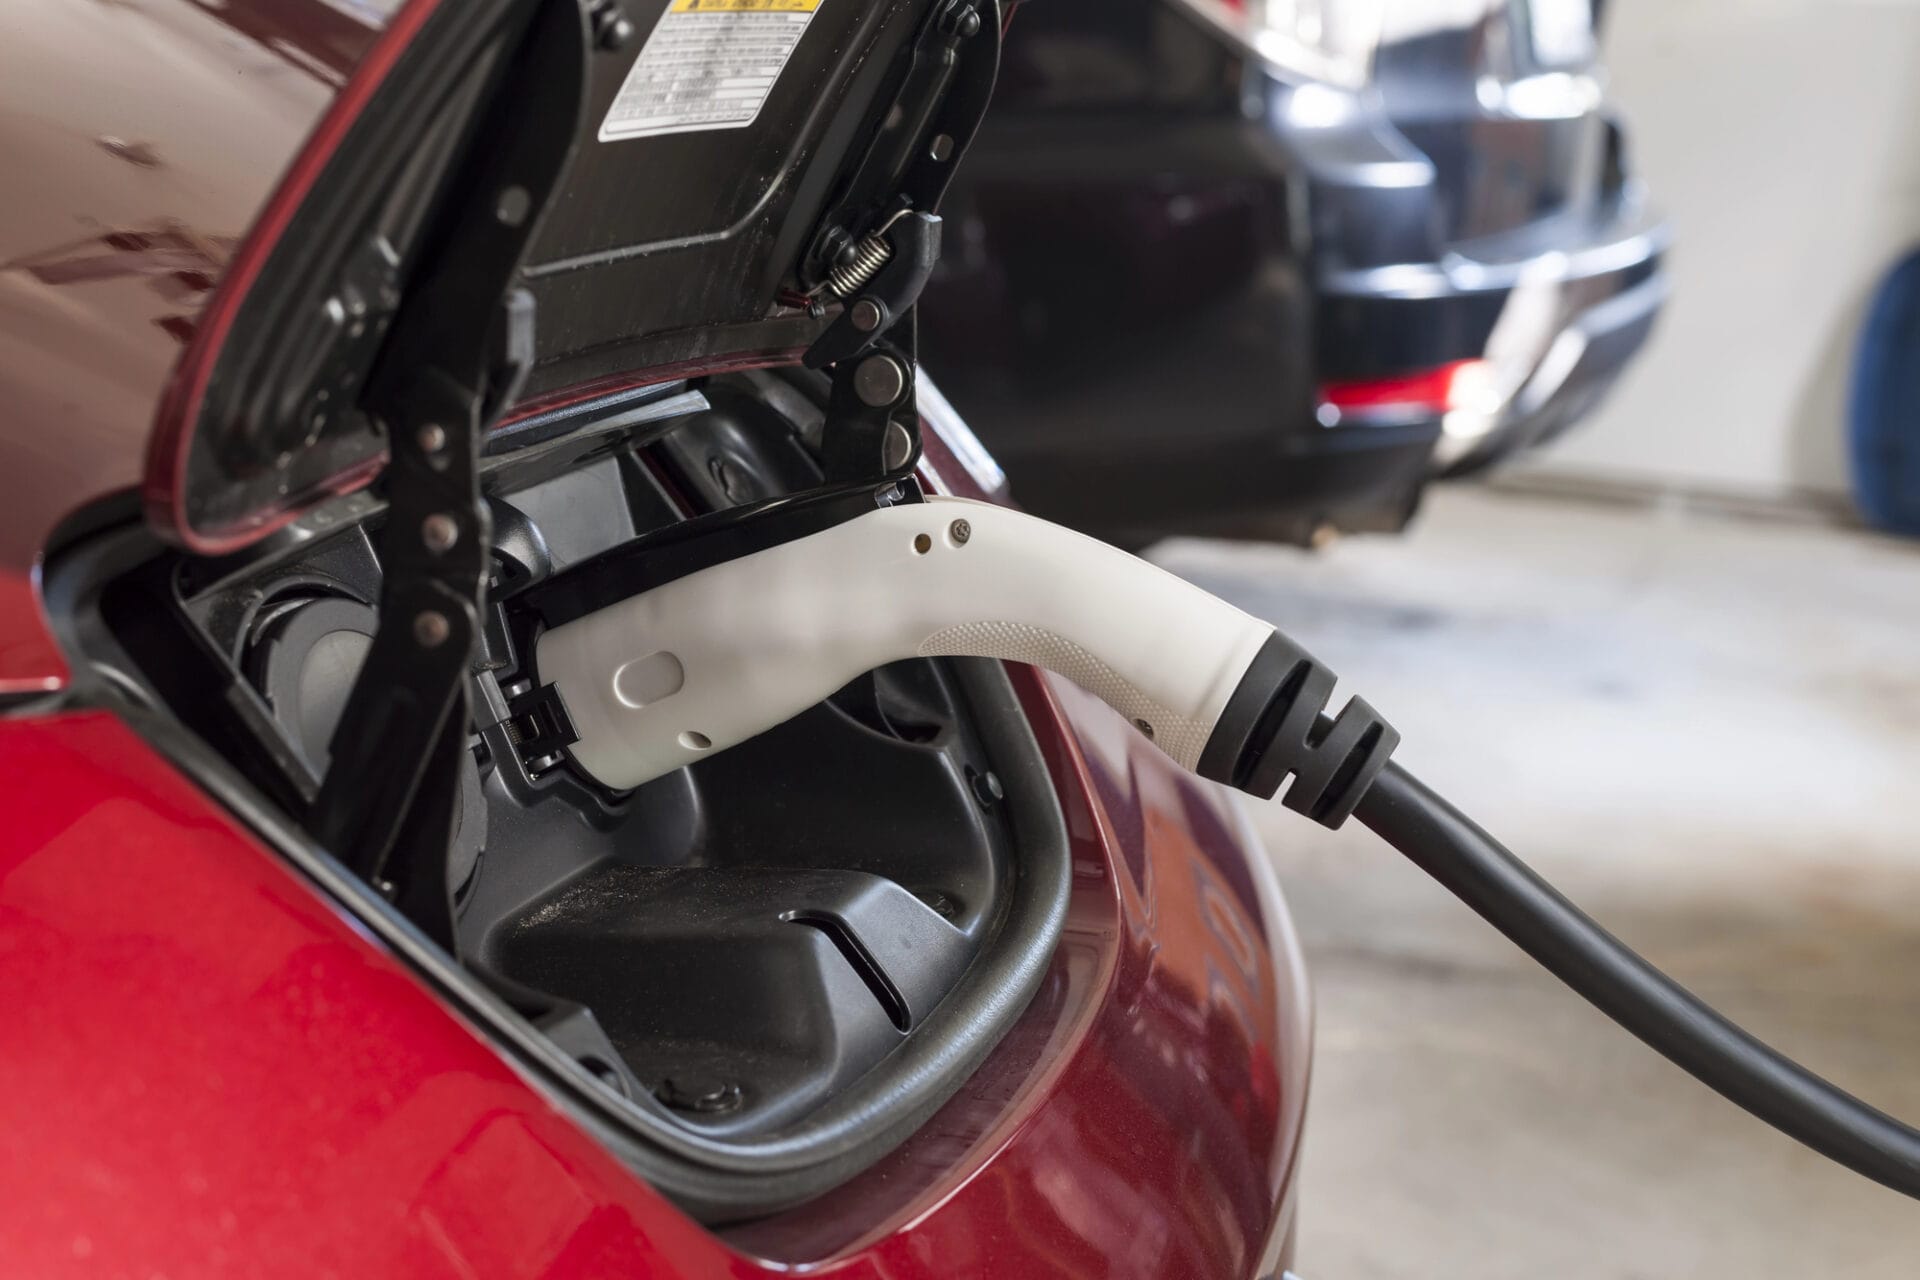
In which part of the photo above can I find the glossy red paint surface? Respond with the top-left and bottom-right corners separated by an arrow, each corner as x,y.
0,711 -> 740,1279
0,684 -> 1306,1280
0,0 -> 376,692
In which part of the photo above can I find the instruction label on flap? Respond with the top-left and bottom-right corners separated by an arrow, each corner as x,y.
599,0 -> 825,142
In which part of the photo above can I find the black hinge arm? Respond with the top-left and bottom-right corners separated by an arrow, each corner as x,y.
311,367 -> 489,930
307,0 -> 591,950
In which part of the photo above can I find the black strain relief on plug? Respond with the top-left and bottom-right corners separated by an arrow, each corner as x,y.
1195,630 -> 1400,827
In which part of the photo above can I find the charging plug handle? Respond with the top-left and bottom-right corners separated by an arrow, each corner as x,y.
535,496 -> 1394,823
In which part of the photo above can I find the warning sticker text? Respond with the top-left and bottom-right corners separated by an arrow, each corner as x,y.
598,0 -> 825,142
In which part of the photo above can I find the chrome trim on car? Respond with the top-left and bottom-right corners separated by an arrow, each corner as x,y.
1321,223 -> 1670,300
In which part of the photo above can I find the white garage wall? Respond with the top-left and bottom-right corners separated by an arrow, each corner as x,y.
1523,0 -> 1920,501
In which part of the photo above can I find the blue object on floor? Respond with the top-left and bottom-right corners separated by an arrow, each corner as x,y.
1850,247 -> 1920,536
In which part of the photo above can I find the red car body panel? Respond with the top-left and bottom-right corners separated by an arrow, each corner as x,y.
0,681 -> 1307,1277
0,1 -> 1311,1274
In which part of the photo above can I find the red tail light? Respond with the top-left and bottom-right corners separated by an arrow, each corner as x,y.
1318,358 -> 1493,418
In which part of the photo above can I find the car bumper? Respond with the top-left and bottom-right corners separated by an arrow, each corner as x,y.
1315,202 -> 1669,472
1443,265 -> 1669,473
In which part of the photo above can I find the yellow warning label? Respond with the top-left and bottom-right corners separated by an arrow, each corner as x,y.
669,0 -> 822,12
601,0 -> 827,141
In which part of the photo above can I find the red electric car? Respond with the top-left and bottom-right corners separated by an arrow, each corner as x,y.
0,0 -> 1310,1276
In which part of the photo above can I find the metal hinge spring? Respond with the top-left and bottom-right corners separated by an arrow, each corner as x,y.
823,234 -> 894,299
813,206 -> 915,301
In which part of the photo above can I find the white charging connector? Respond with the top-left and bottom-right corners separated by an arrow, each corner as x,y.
539,496 -> 1265,784
534,494 -> 1394,822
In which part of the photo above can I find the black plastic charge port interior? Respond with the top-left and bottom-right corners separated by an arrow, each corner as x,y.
481,864 -> 972,1135
457,650 -> 1019,1142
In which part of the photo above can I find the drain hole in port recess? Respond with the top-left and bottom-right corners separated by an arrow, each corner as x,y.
654,1077 -> 744,1115
912,533 -> 932,555
785,911 -> 911,1032
680,730 -> 712,750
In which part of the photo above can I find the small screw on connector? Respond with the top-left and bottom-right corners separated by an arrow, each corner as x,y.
949,518 -> 972,546
417,423 -> 447,454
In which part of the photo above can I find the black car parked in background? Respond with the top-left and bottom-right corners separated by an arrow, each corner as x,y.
921,0 -> 1667,545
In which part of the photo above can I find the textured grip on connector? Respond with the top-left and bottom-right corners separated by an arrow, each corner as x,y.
1196,631 -> 1399,827
919,620 -> 1217,770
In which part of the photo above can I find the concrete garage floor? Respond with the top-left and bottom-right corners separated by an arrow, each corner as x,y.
1154,486 -> 1920,1278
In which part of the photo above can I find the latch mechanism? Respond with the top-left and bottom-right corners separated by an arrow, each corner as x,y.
798,0 -> 1003,478
804,212 -> 943,370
